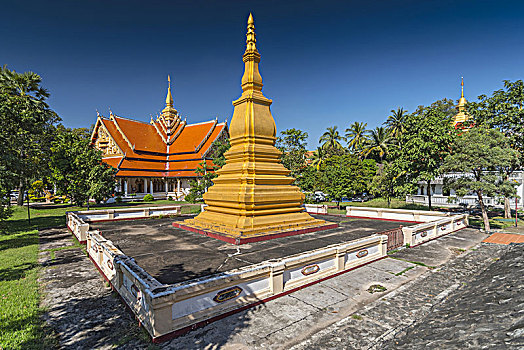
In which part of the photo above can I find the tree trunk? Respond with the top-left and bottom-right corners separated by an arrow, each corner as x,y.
477,191 -> 490,231
504,197 -> 511,219
427,181 -> 432,211
17,180 -> 25,206
387,197 -> 391,208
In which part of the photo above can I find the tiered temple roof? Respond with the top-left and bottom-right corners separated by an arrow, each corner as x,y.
91,77 -> 228,178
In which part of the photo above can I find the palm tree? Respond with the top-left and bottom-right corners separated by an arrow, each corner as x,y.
345,122 -> 368,153
361,127 -> 394,162
384,107 -> 407,141
310,147 -> 326,170
319,126 -> 344,151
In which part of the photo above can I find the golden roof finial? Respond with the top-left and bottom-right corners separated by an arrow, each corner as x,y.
166,75 -> 174,107
461,76 -> 464,99
245,13 -> 257,53
240,13 -> 263,93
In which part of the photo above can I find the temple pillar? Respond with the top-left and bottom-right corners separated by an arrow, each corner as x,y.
150,179 -> 153,195
144,178 -> 148,194
124,179 -> 128,197
165,179 -> 168,194
177,179 -> 181,193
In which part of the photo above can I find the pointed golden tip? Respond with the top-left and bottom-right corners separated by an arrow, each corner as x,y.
168,75 -> 171,84
248,13 -> 254,25
461,77 -> 464,86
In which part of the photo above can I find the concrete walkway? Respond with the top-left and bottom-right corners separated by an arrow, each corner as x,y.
39,225 -> 496,349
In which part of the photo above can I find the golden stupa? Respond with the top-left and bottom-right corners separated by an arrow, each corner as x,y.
453,77 -> 469,126
183,14 -> 330,239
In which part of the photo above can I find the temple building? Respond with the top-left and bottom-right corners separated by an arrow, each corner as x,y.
90,77 -> 228,199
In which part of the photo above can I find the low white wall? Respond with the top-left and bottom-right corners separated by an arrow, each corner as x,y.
71,204 -> 469,341
346,206 -> 450,223
84,224 -> 387,339
402,214 -> 469,246
66,205 -> 181,242
305,204 -> 328,214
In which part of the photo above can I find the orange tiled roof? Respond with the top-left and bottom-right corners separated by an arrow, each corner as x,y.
92,114 -> 227,178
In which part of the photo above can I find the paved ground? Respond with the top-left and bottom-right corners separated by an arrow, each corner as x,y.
38,217 -> 524,350
90,216 -> 410,285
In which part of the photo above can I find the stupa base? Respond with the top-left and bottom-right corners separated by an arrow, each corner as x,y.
173,218 -> 338,245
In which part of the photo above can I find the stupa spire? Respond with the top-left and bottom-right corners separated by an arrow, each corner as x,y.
241,13 -> 263,93
166,75 -> 174,107
461,76 -> 464,99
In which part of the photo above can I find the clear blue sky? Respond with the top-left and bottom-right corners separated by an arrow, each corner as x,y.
1,0 -> 523,148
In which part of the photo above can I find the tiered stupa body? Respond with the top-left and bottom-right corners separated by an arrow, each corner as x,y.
184,14 -> 328,237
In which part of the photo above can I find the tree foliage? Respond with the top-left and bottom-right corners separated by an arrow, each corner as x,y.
318,155 -> 376,207
345,122 -> 368,154
0,65 -> 60,206
186,137 -> 231,203
276,128 -> 308,179
441,128 -> 518,230
393,99 -> 457,209
319,126 -> 345,156
361,126 -> 394,163
50,127 -> 116,206
370,162 -> 404,208
468,80 -> 523,217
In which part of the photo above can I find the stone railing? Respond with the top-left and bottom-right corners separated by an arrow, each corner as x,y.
84,226 -> 387,341
66,205 -> 181,243
304,204 -> 328,214
402,214 -> 469,247
68,204 -> 469,342
346,206 -> 450,223
346,206 -> 468,248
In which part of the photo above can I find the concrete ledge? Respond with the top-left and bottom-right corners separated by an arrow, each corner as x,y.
66,205 -> 181,242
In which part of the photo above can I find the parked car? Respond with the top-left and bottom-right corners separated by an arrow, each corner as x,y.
314,191 -> 327,202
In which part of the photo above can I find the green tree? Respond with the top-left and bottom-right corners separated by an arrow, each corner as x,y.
441,128 -> 518,231
468,80 -> 524,218
319,155 -> 376,208
319,126 -> 344,156
394,99 -> 456,210
345,122 -> 368,154
384,107 -> 407,146
361,126 -> 394,163
370,162 -> 404,208
0,66 -> 60,206
50,127 -> 116,206
276,128 -> 308,178
186,137 -> 231,203
310,147 -> 326,170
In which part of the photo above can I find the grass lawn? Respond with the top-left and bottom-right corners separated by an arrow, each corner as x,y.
0,200 -> 198,349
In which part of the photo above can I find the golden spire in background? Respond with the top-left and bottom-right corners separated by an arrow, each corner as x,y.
453,77 -> 469,126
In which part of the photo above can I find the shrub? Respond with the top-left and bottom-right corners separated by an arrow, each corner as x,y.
168,196 -> 173,201
143,194 -> 154,202
115,196 -> 122,203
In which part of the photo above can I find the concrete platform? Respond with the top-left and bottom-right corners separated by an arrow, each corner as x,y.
90,215 -> 411,285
